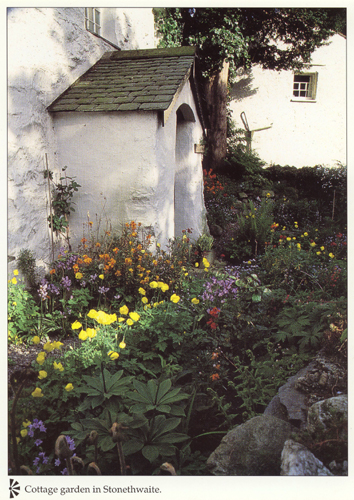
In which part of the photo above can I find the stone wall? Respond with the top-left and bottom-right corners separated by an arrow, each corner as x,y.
7,7 -> 156,269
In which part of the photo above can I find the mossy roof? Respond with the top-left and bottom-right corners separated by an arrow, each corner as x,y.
48,47 -> 198,113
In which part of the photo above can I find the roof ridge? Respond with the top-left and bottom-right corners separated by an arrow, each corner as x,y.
105,46 -> 196,61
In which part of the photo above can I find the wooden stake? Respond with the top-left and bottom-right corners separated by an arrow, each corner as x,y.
45,153 -> 55,262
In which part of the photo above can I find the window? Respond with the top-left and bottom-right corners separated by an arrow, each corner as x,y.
85,8 -> 101,36
292,72 -> 318,101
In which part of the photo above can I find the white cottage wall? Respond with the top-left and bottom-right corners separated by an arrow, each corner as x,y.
52,111 -> 158,247
229,34 -> 346,168
155,80 -> 207,247
7,7 -> 155,267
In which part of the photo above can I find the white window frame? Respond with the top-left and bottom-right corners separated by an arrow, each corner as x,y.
291,72 -> 318,102
85,8 -> 101,36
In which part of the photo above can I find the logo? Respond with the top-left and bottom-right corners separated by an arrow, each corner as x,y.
9,479 -> 20,498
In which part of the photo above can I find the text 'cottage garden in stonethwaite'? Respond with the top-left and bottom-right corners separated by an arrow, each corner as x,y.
8,7 -> 347,484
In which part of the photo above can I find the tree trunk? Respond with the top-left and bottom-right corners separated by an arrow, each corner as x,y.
203,59 -> 230,171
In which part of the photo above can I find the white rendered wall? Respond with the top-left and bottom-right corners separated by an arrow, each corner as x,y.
229,34 -> 346,168
155,80 -> 207,247
7,7 -> 155,267
52,111 -> 158,246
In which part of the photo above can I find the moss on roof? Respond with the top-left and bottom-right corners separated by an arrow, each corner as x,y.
48,47 -> 197,113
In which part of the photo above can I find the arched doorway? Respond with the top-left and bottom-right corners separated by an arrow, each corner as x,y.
174,104 -> 196,237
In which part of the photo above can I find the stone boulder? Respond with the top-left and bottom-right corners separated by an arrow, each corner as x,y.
281,439 -> 333,476
307,394 -> 347,435
207,415 -> 294,475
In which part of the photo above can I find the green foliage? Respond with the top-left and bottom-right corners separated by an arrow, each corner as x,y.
17,249 -> 37,288
225,198 -> 274,261
154,8 -> 341,77
8,273 -> 40,344
195,233 -> 214,252
45,166 -> 81,236
126,378 -> 189,417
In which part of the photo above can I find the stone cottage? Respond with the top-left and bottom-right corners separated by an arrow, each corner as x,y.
48,47 -> 208,251
229,33 -> 346,168
7,7 -> 207,270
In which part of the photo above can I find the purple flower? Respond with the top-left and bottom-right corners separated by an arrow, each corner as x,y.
39,423 -> 47,433
65,436 -> 76,451
36,466 -> 41,474
48,283 -> 60,295
35,439 -> 43,447
114,294 -> 121,300
33,457 -> 40,466
98,286 -> 110,295
61,468 -> 68,475
42,456 -> 49,465
37,280 -> 49,300
61,276 -> 72,291
32,419 -> 40,429
28,428 -> 34,438
55,458 -> 61,467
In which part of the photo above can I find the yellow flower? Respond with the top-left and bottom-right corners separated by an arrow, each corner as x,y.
75,272 -> 83,279
65,383 -> 74,392
22,419 -> 31,428
11,277 -> 17,285
20,429 -> 28,438
38,370 -> 47,380
195,262 -> 199,267
149,281 -> 158,289
170,294 -> 180,304
191,298 -> 200,305
32,336 -> 40,345
108,351 -> 119,360
36,352 -> 46,365
52,341 -> 64,350
247,261 -> 252,265
32,387 -> 44,398
157,243 -> 161,248
78,330 -> 89,341
159,281 -> 170,292
329,253 -> 335,258
119,341 -> 126,349
53,361 -> 64,372
71,320 -> 82,330
310,242 -> 316,247
119,305 -> 129,316
118,317 -> 126,323
320,246 -> 325,251
126,319 -> 134,326
286,237 -> 291,242
129,311 -> 140,322
297,243 -> 301,250
87,328 -> 97,338
316,251 -> 321,255
13,269 -> 19,276
99,274 -> 104,280
43,342 -> 54,352
87,309 -> 98,319
142,297 -> 148,304
138,287 -> 146,295
304,232 -> 308,237
95,311 -> 117,325
202,258 -> 210,268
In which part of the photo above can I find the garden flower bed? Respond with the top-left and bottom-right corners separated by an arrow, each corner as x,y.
8,165 -> 347,476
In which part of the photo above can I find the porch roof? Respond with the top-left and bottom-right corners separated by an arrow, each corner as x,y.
48,47 -> 198,115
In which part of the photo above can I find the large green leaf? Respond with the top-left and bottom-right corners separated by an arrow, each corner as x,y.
122,439 -> 144,456
142,445 -> 159,463
155,432 -> 189,444
100,435 -> 116,452
104,370 -> 124,392
147,379 -> 158,402
156,379 -> 172,402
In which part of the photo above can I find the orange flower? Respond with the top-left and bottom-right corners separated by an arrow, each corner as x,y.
50,269 -> 56,275
115,270 -> 121,277
81,237 -> 87,244
211,352 -> 219,360
113,248 -> 119,254
95,242 -> 101,247
73,264 -> 79,273
210,373 -> 220,381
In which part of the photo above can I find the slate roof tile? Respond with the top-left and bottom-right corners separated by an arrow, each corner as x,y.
48,46 -> 197,113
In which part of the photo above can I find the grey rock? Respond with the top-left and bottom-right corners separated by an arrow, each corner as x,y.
281,439 -> 333,476
207,415 -> 294,475
264,360 -> 317,428
307,394 -> 348,434
209,224 -> 223,237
